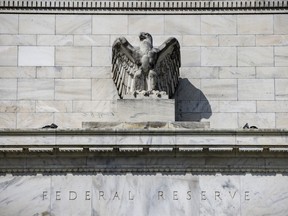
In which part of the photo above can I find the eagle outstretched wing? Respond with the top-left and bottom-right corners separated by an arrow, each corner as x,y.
154,37 -> 181,98
112,35 -> 181,99
112,37 -> 139,99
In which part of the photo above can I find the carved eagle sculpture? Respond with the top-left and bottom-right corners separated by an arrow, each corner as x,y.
112,32 -> 181,99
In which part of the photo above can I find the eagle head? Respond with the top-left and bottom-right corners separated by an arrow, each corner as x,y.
139,32 -> 153,47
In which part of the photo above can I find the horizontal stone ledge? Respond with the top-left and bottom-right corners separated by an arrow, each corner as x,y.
1,145 -> 288,153
0,0 -> 288,14
1,127 -> 288,136
1,167 -> 287,174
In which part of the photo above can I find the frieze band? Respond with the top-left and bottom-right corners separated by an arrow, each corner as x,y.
1,0 -> 288,14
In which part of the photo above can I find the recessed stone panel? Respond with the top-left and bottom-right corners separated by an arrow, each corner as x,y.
18,46 -> 54,66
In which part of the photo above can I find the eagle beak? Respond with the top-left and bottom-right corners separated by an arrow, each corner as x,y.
139,32 -> 146,41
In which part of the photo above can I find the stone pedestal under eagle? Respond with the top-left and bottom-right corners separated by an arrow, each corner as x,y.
112,32 -> 181,99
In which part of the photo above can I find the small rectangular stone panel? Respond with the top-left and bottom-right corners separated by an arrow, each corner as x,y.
117,99 -> 175,122
18,47 -> 54,66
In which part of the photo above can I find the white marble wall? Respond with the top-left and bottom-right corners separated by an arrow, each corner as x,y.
0,14 -> 288,129
1,173 -> 288,216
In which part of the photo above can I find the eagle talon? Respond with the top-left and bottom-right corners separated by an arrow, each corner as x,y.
133,91 -> 138,98
144,91 -> 150,97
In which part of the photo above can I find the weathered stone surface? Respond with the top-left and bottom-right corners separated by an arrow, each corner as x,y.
0,113 -> 16,128
219,67 -> 255,79
37,35 -> 73,46
201,15 -> 236,34
0,46 -> 17,66
238,79 -> 274,100
0,79 -> 17,100
201,47 -> 237,66
36,66 -> 73,79
238,113 -> 276,129
274,15 -> 288,34
256,67 -> 288,78
2,174 -> 288,216
83,121 -> 210,129
74,35 -> 110,46
19,46 -> 54,66
238,15 -> 273,34
56,47 -> 91,66
0,67 -> 36,78
165,15 -> 200,34
181,47 -> 201,67
275,79 -> 288,100
19,15 -> 55,34
201,79 -> 237,100
56,15 -> 91,34
116,99 -> 175,122
93,15 -> 128,34
92,47 -> 111,66
0,13 -> 287,130
275,47 -> 288,66
128,15 -> 164,34
17,113 -> 54,128
0,14 -> 18,34
238,47 -> 274,66
219,35 -> 255,47
0,35 -> 36,46
55,79 -> 91,100
18,79 -> 54,100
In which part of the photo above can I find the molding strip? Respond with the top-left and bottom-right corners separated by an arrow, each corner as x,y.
0,0 -> 288,14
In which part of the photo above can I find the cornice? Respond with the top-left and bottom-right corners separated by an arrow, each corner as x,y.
1,128 -> 288,136
0,0 -> 288,14
1,128 -> 288,174
1,128 -> 288,151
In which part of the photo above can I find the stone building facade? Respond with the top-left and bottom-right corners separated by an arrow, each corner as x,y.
1,1 -> 288,216
0,0 -> 288,129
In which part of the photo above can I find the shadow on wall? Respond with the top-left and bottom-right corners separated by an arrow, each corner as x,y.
174,78 -> 212,122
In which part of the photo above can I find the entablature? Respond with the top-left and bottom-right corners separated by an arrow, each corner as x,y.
1,128 -> 288,175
